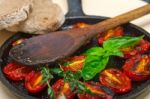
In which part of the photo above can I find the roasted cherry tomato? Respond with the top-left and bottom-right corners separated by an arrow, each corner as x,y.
25,71 -> 47,93
12,38 -> 25,46
62,55 -> 85,72
73,22 -> 89,28
78,82 -> 113,99
3,62 -> 32,81
97,26 -> 124,45
52,79 -> 75,99
123,55 -> 150,81
99,68 -> 131,94
136,40 -> 150,54
121,40 -> 150,58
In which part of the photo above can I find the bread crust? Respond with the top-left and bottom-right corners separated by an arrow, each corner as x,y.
7,0 -> 65,34
0,0 -> 32,30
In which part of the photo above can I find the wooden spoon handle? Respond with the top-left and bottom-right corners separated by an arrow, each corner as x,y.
86,4 -> 150,37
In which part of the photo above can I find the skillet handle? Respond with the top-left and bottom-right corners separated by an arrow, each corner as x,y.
66,0 -> 85,17
143,0 -> 150,3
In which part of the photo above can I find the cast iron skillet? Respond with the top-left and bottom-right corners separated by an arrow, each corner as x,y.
0,0 -> 150,99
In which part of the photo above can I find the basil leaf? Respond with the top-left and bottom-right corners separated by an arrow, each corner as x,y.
103,36 -> 144,50
82,55 -> 109,80
85,47 -> 105,57
104,49 -> 124,57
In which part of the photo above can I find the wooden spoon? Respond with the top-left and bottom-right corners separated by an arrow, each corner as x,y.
9,4 -> 150,66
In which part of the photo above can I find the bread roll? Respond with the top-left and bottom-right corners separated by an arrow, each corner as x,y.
7,0 -> 65,34
0,0 -> 32,30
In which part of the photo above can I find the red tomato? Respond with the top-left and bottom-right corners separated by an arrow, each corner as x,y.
123,55 -> 150,81
121,40 -> 150,58
114,26 -> 124,36
3,62 -> 32,81
73,22 -> 89,28
98,26 -> 124,45
62,55 -> 85,72
12,38 -> 25,46
52,79 -> 75,99
78,82 -> 113,99
136,40 -> 150,54
121,47 -> 138,58
25,71 -> 47,93
99,68 -> 131,94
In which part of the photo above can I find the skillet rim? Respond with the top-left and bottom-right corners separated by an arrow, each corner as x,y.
0,16 -> 150,99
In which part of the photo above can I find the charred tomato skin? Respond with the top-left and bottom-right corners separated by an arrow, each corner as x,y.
52,79 -> 75,99
123,54 -> 150,81
78,82 -> 114,99
99,68 -> 132,94
3,62 -> 32,81
25,71 -> 47,93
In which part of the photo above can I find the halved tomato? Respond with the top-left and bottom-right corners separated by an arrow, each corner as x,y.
99,68 -> 131,94
121,40 -> 150,58
52,79 -> 75,99
136,40 -> 150,54
62,55 -> 85,72
12,38 -> 25,46
78,82 -> 114,99
73,22 -> 89,28
97,26 -> 124,45
123,54 -> 150,81
3,62 -> 32,81
25,71 -> 47,93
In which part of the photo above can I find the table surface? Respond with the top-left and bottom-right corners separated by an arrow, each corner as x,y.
0,0 -> 150,99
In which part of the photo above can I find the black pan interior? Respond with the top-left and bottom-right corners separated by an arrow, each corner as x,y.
0,17 -> 150,99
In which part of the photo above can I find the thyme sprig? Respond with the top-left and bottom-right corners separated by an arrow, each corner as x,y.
41,67 -> 54,99
41,66 -> 92,99
50,68 -> 92,94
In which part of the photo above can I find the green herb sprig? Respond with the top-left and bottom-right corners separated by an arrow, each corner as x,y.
51,68 -> 92,94
63,71 -> 92,94
41,67 -> 54,99
41,67 -> 93,99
